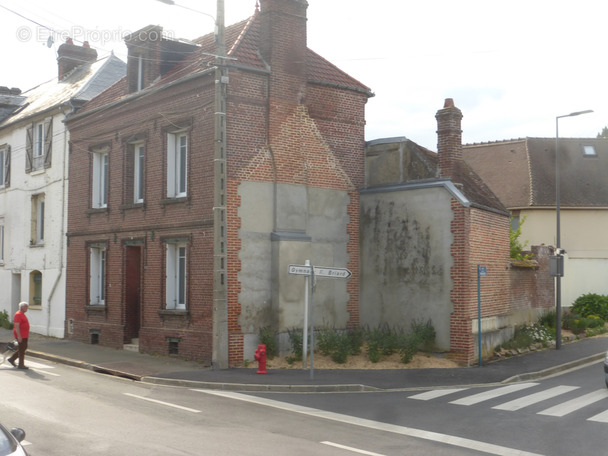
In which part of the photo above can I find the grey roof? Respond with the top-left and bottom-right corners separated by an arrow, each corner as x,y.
0,54 -> 126,127
463,137 -> 608,208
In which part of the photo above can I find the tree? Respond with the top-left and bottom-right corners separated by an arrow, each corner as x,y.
597,126 -> 608,139
510,215 -> 532,260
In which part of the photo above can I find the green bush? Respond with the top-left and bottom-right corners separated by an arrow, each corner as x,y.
258,326 -> 277,359
0,310 -> 12,330
571,293 -> 608,321
287,327 -> 303,362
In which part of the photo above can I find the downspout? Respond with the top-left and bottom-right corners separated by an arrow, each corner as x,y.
45,101 -> 72,336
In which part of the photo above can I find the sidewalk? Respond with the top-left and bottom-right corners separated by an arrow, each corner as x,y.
2,328 -> 607,392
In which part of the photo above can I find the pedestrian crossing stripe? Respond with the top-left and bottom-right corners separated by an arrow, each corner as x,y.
539,389 -> 608,417
449,382 -> 538,406
0,359 -> 55,370
492,385 -> 579,411
408,384 -> 608,422
409,388 -> 469,400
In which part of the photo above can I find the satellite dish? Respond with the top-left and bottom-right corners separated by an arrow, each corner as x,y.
46,36 -> 54,48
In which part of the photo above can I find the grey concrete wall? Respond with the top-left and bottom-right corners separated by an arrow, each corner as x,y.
359,185 -> 454,349
238,181 -> 351,356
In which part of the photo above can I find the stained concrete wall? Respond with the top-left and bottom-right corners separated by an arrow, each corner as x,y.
237,181 -> 351,355
359,185 -> 454,349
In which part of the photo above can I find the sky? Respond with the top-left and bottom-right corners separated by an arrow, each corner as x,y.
0,0 -> 606,151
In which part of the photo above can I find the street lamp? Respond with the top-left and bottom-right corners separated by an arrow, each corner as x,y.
554,109 -> 593,349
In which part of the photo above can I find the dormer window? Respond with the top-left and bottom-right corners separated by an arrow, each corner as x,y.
583,145 -> 597,157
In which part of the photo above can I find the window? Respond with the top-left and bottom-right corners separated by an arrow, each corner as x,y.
134,143 -> 145,203
583,145 -> 597,157
166,241 -> 187,310
0,219 -> 4,264
92,148 -> 109,208
167,132 -> 188,198
34,122 -> 44,158
31,194 -> 45,245
90,245 -> 106,305
25,118 -> 52,172
0,145 -> 9,188
29,270 -> 42,306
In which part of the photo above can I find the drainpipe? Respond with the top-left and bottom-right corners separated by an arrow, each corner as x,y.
44,102 -> 73,336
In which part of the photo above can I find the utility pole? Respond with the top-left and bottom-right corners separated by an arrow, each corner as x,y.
212,0 -> 229,368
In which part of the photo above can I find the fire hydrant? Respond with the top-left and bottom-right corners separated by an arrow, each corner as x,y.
254,344 -> 267,374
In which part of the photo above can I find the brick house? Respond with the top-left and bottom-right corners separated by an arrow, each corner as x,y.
0,42 -> 125,338
361,99 -> 553,364
65,0 -> 372,366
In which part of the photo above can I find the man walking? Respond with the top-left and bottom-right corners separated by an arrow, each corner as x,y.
8,302 -> 30,369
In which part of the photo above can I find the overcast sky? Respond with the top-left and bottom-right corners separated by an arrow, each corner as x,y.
1,0 -> 605,150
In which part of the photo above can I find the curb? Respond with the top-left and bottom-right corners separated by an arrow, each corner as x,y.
142,375 -> 380,392
501,352 -> 605,383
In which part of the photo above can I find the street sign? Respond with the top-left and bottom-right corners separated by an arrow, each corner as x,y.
288,264 -> 312,275
478,266 -> 487,276
313,266 -> 352,279
288,264 -> 352,279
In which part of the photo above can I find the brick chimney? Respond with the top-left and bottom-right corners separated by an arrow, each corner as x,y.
435,98 -> 463,180
259,0 -> 308,133
57,38 -> 98,80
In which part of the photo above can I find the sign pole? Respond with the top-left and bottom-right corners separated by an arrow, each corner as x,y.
477,265 -> 486,366
302,260 -> 310,369
309,264 -> 315,380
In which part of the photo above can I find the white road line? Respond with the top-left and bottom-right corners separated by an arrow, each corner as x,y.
123,393 -> 201,413
449,383 -> 538,406
322,441 -> 386,455
588,408 -> 608,423
196,390 -> 545,456
539,389 -> 608,417
492,385 -> 579,411
409,388 -> 469,401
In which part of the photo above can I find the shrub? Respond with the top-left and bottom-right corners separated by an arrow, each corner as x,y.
287,327 -> 303,362
571,293 -> 608,321
258,326 -> 277,359
317,327 -> 339,356
0,310 -> 12,330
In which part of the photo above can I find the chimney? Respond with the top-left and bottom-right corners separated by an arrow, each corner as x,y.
435,98 -> 463,180
57,38 -> 98,80
259,0 -> 308,111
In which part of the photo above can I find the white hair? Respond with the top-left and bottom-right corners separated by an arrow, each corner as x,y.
18,302 -> 28,309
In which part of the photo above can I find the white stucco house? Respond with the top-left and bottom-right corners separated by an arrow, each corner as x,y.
0,40 -> 125,337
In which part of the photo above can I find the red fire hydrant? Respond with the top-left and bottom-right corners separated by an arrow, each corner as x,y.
254,344 -> 267,374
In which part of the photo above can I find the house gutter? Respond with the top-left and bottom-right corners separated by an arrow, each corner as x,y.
360,179 -> 471,207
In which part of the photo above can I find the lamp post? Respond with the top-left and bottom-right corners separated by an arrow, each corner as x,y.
156,0 -> 229,368
554,109 -> 593,349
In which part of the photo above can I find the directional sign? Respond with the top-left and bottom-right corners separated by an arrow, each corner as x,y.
288,264 -> 312,276
288,264 -> 351,279
313,266 -> 352,279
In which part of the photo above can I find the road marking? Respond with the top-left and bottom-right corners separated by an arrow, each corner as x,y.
587,407 -> 608,423
449,383 -> 538,406
123,393 -> 201,413
1,359 -> 59,375
539,389 -> 608,417
409,388 -> 469,401
322,441 -> 385,455
196,390 -> 545,456
492,385 -> 579,411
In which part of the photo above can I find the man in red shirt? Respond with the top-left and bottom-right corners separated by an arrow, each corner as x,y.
8,302 -> 30,369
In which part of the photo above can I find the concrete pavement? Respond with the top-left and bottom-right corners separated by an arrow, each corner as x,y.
2,328 -> 607,392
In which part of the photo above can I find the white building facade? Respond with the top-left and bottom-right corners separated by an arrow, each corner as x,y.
0,41 -> 125,337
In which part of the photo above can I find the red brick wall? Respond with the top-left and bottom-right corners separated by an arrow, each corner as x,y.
449,204 -> 511,364
66,75 -> 217,363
